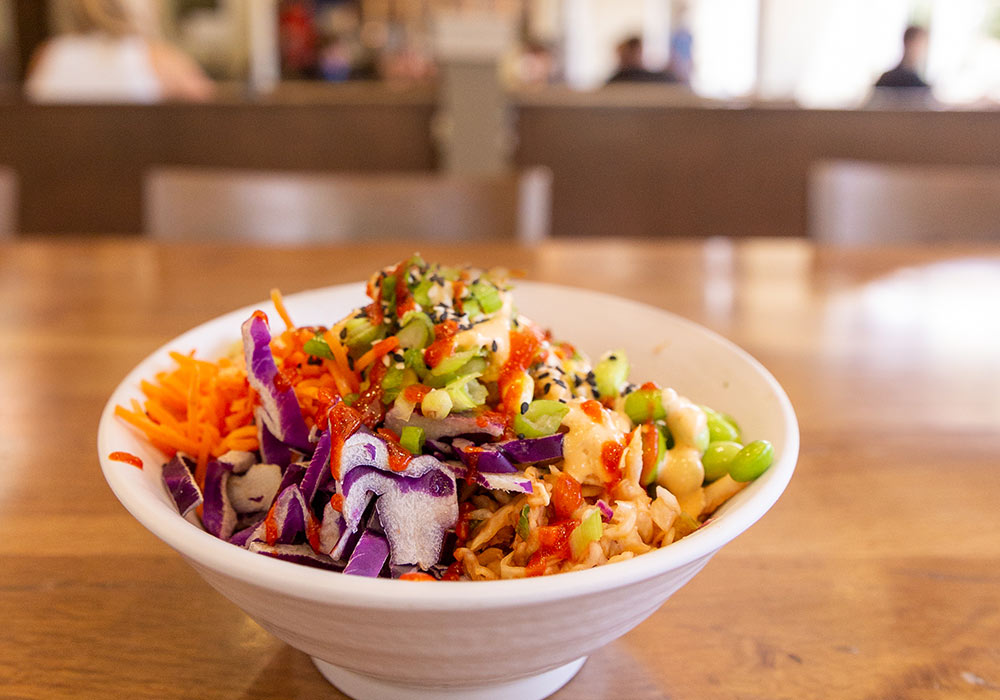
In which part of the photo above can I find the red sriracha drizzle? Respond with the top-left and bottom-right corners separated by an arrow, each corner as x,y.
424,320 -> 459,369
108,451 -> 143,469
401,383 -> 431,404
581,399 -> 604,423
601,440 -> 625,488
327,401 -> 362,480
526,521 -> 576,577
497,324 -> 545,422
264,501 -> 279,545
551,473 -> 583,520
376,428 -> 413,472
640,423 -> 659,483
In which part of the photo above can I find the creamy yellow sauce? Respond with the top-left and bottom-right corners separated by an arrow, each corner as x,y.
559,398 -> 631,485
452,294 -> 513,382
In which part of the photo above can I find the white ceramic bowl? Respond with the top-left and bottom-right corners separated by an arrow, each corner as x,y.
99,281 -> 798,700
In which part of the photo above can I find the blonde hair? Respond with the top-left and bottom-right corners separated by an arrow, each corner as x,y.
65,0 -> 136,37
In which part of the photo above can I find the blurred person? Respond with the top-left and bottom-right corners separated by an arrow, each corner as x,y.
516,40 -> 558,88
607,35 -> 676,85
667,19 -> 693,84
25,0 -> 214,103
318,35 -> 352,82
875,25 -> 930,89
280,0 -> 319,79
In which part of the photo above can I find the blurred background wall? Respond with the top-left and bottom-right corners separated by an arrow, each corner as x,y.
0,0 -> 998,240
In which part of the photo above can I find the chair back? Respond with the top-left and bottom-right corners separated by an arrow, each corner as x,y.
0,167 -> 16,237
145,167 -> 552,245
809,160 -> 1000,245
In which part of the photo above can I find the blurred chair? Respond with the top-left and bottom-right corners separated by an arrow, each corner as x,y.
144,167 -> 552,244
0,167 -> 16,237
809,160 -> 1000,246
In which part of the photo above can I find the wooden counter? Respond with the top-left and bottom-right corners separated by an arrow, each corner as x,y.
1,236 -> 998,698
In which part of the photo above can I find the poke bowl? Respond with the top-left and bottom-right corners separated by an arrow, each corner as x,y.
98,272 -> 798,700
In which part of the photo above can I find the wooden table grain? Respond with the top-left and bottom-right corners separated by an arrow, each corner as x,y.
2,236 -> 998,700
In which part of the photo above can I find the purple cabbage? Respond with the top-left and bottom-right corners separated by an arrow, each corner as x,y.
453,439 -> 516,474
265,484 -> 308,545
241,312 -> 310,451
247,542 -> 344,571
299,429 -> 332,505
227,463 -> 282,514
343,529 -> 390,577
229,515 -> 264,547
384,404 -> 504,441
216,450 -> 257,474
597,499 -> 614,522
202,459 -> 237,539
340,465 -> 456,568
275,461 -> 308,497
443,461 -> 534,494
500,434 -> 565,465
256,408 -> 293,467
337,432 -> 458,568
161,454 -> 202,517
318,501 -> 345,555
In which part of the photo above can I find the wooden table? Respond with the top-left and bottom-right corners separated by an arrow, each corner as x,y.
2,237 -> 998,699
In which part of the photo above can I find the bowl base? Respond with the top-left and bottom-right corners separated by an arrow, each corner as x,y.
311,655 -> 587,700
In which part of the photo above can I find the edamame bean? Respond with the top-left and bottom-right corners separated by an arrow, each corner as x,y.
702,405 -> 741,443
729,440 -> 774,482
702,441 -> 742,482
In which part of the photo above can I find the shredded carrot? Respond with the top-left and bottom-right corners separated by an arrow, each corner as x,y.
355,336 -> 400,373
270,288 -> 295,331
115,349 -> 258,488
323,328 -> 360,393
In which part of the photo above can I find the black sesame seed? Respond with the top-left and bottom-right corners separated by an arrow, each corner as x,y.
491,340 -> 498,352
558,398 -> 567,404
517,433 -> 525,440
554,379 -> 567,388
347,356 -> 355,370
520,402 -> 529,414
542,383 -> 552,395
608,354 -> 617,361
339,327 -> 348,340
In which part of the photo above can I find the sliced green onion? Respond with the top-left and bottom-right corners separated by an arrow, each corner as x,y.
513,399 -> 569,438
594,350 -> 629,399
380,274 -> 397,317
430,349 -> 481,377
380,365 -> 407,404
302,334 -> 334,360
729,440 -> 774,482
446,377 -> 488,411
397,312 -> 434,350
426,356 -> 487,388
463,298 -> 482,319
640,425 -> 668,487
421,388 -> 453,420
702,441 -> 742,482
344,316 -> 384,349
403,347 -> 427,375
399,426 -> 425,455
624,389 -> 666,425
471,281 -> 503,314
702,405 -> 741,443
570,509 -> 603,559
516,504 -> 530,540
412,278 -> 434,309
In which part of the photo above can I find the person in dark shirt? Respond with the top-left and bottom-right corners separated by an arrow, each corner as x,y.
875,25 -> 929,89
607,36 -> 677,84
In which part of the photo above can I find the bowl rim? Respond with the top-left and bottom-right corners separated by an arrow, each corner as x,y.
99,279 -> 799,610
